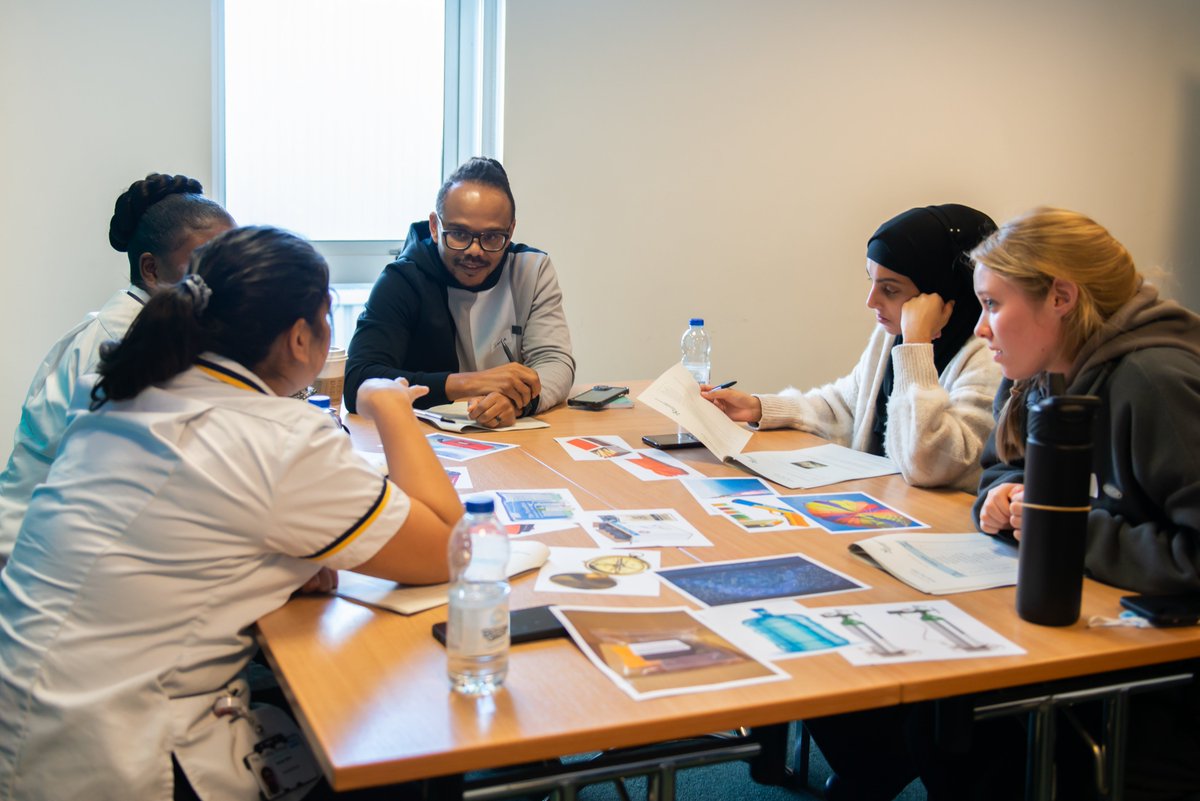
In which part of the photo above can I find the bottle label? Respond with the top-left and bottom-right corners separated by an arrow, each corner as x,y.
448,599 -> 510,656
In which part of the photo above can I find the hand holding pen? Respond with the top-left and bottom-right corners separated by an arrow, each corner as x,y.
700,380 -> 763,424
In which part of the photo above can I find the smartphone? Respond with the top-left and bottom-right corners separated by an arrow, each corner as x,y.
1119,594 -> 1200,627
432,605 -> 567,646
641,432 -> 703,450
568,385 -> 629,410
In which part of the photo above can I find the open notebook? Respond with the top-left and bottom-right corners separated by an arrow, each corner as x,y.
336,540 -> 550,615
414,401 -> 550,433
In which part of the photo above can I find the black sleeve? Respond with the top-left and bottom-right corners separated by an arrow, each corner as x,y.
344,267 -> 453,412
972,379 -> 1025,532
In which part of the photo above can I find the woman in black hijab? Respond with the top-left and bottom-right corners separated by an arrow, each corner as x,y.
705,203 -> 1000,491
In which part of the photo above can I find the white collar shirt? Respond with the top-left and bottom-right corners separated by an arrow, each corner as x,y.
0,353 -> 410,800
0,285 -> 150,561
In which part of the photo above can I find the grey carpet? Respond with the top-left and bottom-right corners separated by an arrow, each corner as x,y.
562,728 -> 928,801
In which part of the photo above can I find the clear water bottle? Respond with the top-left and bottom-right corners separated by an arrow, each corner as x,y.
307,394 -> 348,434
680,318 -> 711,384
446,497 -> 511,695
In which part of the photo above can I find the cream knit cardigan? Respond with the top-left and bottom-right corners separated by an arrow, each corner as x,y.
755,327 -> 1000,492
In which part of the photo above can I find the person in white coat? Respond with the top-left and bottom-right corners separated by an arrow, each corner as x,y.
0,173 -> 234,564
703,204 -> 1001,492
0,226 -> 464,800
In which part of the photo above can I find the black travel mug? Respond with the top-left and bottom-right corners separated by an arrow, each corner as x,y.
1015,391 -> 1100,626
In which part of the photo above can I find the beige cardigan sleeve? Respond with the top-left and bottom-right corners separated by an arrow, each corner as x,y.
884,338 -> 1001,492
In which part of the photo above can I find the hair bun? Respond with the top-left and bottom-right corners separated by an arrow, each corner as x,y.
108,173 -> 204,252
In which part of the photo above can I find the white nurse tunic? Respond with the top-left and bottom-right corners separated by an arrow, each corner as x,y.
0,286 -> 149,561
0,353 -> 411,800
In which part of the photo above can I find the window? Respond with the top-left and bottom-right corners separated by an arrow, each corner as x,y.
215,0 -> 505,285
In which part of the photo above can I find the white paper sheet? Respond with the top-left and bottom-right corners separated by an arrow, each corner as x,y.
637,363 -> 752,461
610,449 -> 705,481
694,600 -> 853,661
579,509 -> 712,548
534,547 -> 662,596
551,605 -> 789,700
732,444 -> 899,489
805,599 -> 1026,665
555,435 -> 637,461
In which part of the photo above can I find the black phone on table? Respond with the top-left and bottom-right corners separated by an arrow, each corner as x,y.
568,385 -> 629,410
1119,594 -> 1200,627
432,605 -> 567,646
641,432 -> 703,450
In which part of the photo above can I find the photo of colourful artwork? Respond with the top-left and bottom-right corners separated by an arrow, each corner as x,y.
681,476 -> 774,515
709,496 -> 814,532
776,492 -> 928,534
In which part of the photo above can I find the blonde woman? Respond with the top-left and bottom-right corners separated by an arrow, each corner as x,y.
973,207 -> 1200,594
813,208 -> 1200,801
971,207 -> 1200,801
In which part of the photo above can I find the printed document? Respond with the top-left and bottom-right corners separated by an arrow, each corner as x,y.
637,364 -> 898,489
849,531 -> 1018,595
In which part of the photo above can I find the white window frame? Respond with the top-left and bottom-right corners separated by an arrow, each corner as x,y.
211,0 -> 505,282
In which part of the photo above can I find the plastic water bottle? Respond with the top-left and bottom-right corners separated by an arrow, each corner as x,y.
446,497 -> 511,695
307,394 -> 346,432
680,318 -> 711,384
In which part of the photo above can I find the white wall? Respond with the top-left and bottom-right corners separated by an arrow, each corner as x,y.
2,0 -> 1199,437
504,0 -> 1200,395
0,0 -> 214,439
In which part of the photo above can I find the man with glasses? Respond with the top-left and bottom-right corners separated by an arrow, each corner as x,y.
345,157 -> 575,428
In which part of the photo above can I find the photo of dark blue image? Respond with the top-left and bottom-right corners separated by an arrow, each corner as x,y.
659,554 -> 865,607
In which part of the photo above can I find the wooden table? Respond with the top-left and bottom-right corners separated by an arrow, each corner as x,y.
256,382 -> 1200,797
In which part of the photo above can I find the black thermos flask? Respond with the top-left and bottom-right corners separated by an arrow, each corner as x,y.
1015,388 -> 1100,626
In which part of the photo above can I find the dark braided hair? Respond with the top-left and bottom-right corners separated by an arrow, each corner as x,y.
434,157 -> 516,220
91,226 -> 330,408
108,173 -> 234,289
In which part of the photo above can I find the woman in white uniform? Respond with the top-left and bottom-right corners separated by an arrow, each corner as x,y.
0,227 -> 463,800
0,173 -> 234,563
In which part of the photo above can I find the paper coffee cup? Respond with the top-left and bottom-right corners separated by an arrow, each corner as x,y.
314,347 -> 346,410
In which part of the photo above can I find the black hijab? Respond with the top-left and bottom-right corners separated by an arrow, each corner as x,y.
863,204 -> 998,455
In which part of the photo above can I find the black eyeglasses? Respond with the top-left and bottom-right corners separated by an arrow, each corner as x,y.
437,216 -> 510,252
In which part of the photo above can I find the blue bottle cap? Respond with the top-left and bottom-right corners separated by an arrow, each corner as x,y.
307,394 -> 332,408
464,496 -> 495,514
689,318 -> 704,326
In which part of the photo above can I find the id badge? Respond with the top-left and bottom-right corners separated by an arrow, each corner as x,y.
241,705 -> 321,801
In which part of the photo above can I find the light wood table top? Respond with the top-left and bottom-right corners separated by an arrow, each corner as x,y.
257,382 -> 1200,790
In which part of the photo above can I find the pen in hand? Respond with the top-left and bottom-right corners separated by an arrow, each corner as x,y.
710,380 -> 737,390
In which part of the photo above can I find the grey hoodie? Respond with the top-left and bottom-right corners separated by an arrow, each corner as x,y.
975,282 -> 1200,593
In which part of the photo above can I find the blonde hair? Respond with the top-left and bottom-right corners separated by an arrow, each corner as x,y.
970,207 -> 1141,461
